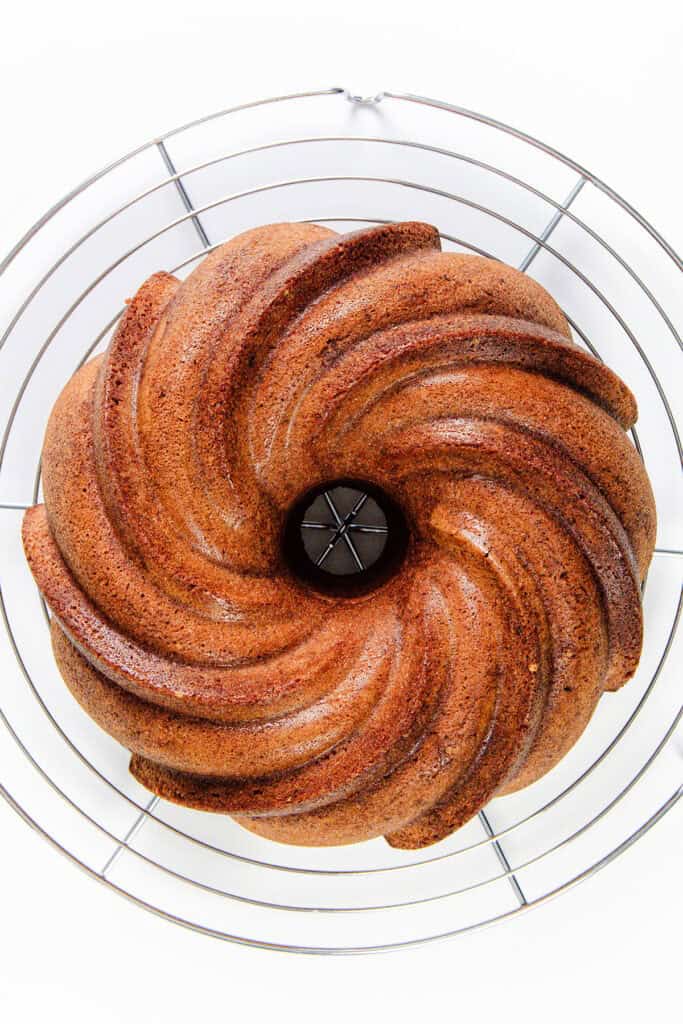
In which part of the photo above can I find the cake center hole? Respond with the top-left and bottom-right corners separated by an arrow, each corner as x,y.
283,480 -> 409,595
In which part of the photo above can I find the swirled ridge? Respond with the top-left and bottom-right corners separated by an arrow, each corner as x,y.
22,222 -> 656,848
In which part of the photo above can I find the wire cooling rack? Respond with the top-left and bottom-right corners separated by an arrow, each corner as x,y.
0,87 -> 681,954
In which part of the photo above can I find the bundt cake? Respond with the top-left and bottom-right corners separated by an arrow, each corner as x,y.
22,221 -> 656,848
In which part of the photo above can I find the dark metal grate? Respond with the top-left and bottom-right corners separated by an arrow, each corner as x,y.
283,481 -> 408,595
302,486 -> 386,575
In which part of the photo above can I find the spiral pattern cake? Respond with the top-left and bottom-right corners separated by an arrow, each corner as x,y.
22,221 -> 656,849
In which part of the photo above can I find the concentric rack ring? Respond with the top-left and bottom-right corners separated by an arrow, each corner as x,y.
0,87 -> 680,954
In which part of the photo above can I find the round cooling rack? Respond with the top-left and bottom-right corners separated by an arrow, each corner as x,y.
0,87 -> 681,954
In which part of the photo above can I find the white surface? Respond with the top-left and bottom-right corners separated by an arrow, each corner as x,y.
1,2 -> 681,1021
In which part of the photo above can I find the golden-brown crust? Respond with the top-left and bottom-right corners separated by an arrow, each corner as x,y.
23,221 -> 656,849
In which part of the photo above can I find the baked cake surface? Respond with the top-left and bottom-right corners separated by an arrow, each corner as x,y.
22,222 -> 656,848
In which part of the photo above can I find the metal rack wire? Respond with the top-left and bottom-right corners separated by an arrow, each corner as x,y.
0,87 -> 680,954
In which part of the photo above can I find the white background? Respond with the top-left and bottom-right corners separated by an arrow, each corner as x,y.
0,2 -> 681,1021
